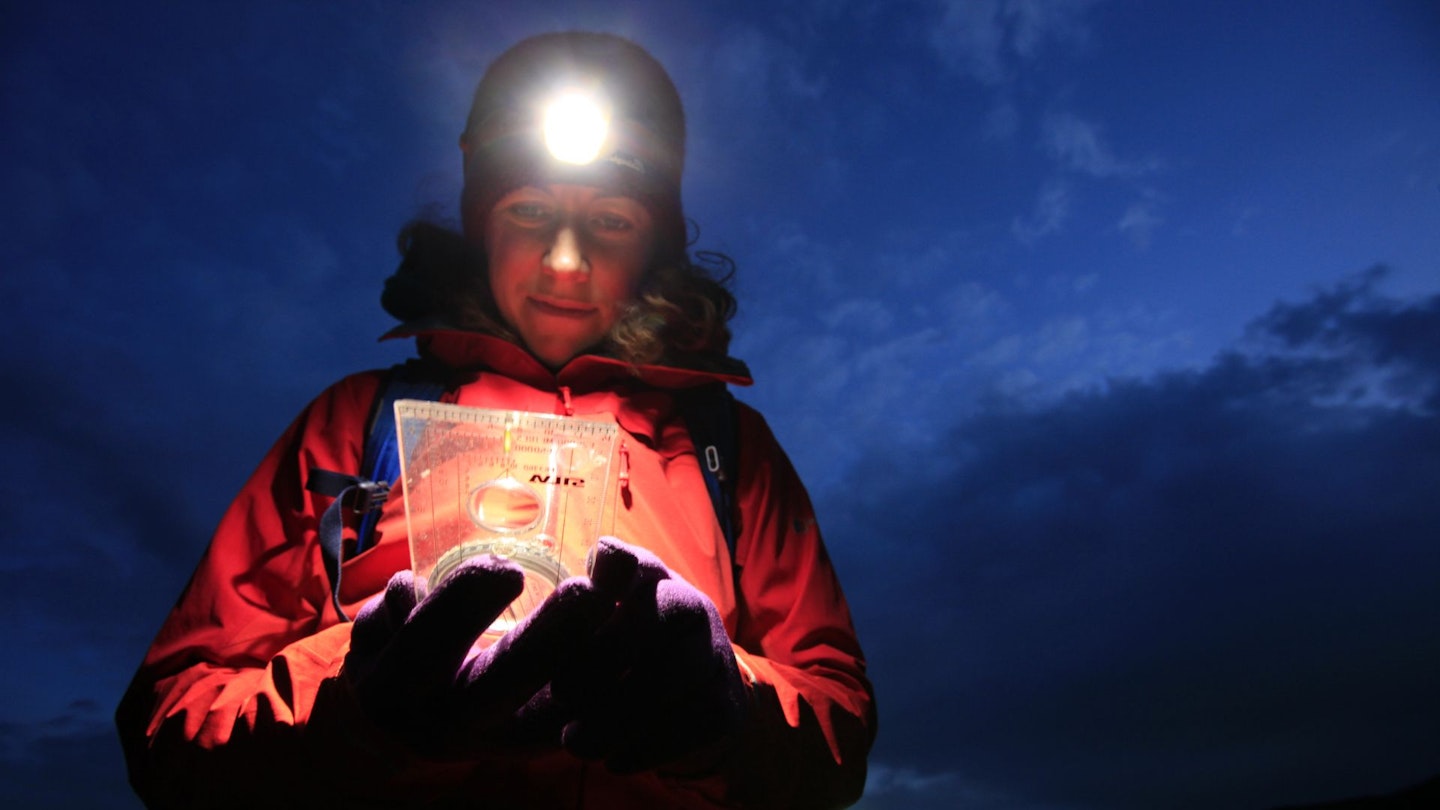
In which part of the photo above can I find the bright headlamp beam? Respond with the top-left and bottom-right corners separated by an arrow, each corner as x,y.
542,91 -> 609,165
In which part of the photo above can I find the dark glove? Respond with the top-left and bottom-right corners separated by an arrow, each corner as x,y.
552,537 -> 750,773
344,554 -> 618,758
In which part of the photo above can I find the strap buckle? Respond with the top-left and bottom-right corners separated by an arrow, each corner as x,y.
351,479 -> 391,513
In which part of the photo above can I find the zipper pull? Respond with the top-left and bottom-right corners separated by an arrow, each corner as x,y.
618,440 -> 631,495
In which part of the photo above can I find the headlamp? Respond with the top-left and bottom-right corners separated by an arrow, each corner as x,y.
462,73 -> 679,220
541,89 -> 610,165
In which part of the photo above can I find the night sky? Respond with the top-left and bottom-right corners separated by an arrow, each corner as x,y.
4,2 -> 1439,808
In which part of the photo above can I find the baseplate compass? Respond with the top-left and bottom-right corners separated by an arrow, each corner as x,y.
394,400 -> 620,646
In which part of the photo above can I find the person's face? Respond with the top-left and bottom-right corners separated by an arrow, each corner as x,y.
481,184 -> 656,369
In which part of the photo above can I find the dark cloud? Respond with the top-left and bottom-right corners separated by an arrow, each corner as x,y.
0,701 -> 137,809
830,269 -> 1440,810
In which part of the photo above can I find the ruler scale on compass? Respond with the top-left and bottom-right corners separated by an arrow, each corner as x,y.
394,400 -> 620,647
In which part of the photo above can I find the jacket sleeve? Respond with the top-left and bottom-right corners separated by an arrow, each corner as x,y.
114,372 -> 462,808
670,405 -> 876,809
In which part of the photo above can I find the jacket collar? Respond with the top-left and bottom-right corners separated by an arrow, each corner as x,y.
380,324 -> 752,393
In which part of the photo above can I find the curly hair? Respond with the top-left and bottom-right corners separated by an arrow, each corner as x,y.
384,220 -> 738,371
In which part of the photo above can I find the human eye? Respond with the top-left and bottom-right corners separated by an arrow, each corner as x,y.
492,188 -> 555,226
589,198 -> 650,237
590,212 -> 634,233
507,201 -> 552,223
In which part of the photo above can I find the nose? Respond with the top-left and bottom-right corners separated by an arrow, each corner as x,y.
544,226 -> 585,275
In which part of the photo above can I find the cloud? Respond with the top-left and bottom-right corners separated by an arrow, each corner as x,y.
1006,0 -> 1096,59
1012,179 -> 1071,244
0,710 -> 138,810
686,19 -> 829,148
860,762 -> 1088,810
1042,112 -> 1161,179
860,763 -> 1082,810
1116,192 -> 1164,248
1244,266 -> 1440,413
834,269 -> 1440,809
1030,315 -> 1089,363
983,100 -> 1021,141
1030,115 -> 1164,245
928,0 -> 1097,86
711,24 -> 827,102
733,219 -> 1200,495
864,763 -> 959,795
929,0 -> 1008,85
733,221 -> 1021,488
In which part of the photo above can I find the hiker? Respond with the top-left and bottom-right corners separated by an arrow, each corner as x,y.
117,31 -> 874,809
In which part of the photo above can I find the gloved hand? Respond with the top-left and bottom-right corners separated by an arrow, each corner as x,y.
551,537 -> 750,773
343,554 -> 620,758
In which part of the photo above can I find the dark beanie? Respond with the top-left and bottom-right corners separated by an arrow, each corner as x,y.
459,32 -> 688,259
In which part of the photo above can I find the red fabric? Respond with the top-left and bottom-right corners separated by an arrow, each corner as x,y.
116,331 -> 875,809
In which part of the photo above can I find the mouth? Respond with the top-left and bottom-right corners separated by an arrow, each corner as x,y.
528,295 -> 598,318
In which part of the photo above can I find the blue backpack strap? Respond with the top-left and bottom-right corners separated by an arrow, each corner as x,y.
303,361 -> 447,621
355,361 -> 448,555
675,383 -> 740,570
304,469 -> 381,621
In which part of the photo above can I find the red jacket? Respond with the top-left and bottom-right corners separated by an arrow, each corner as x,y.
117,330 -> 875,809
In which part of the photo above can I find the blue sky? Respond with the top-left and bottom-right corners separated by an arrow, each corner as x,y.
3,1 -> 1438,808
